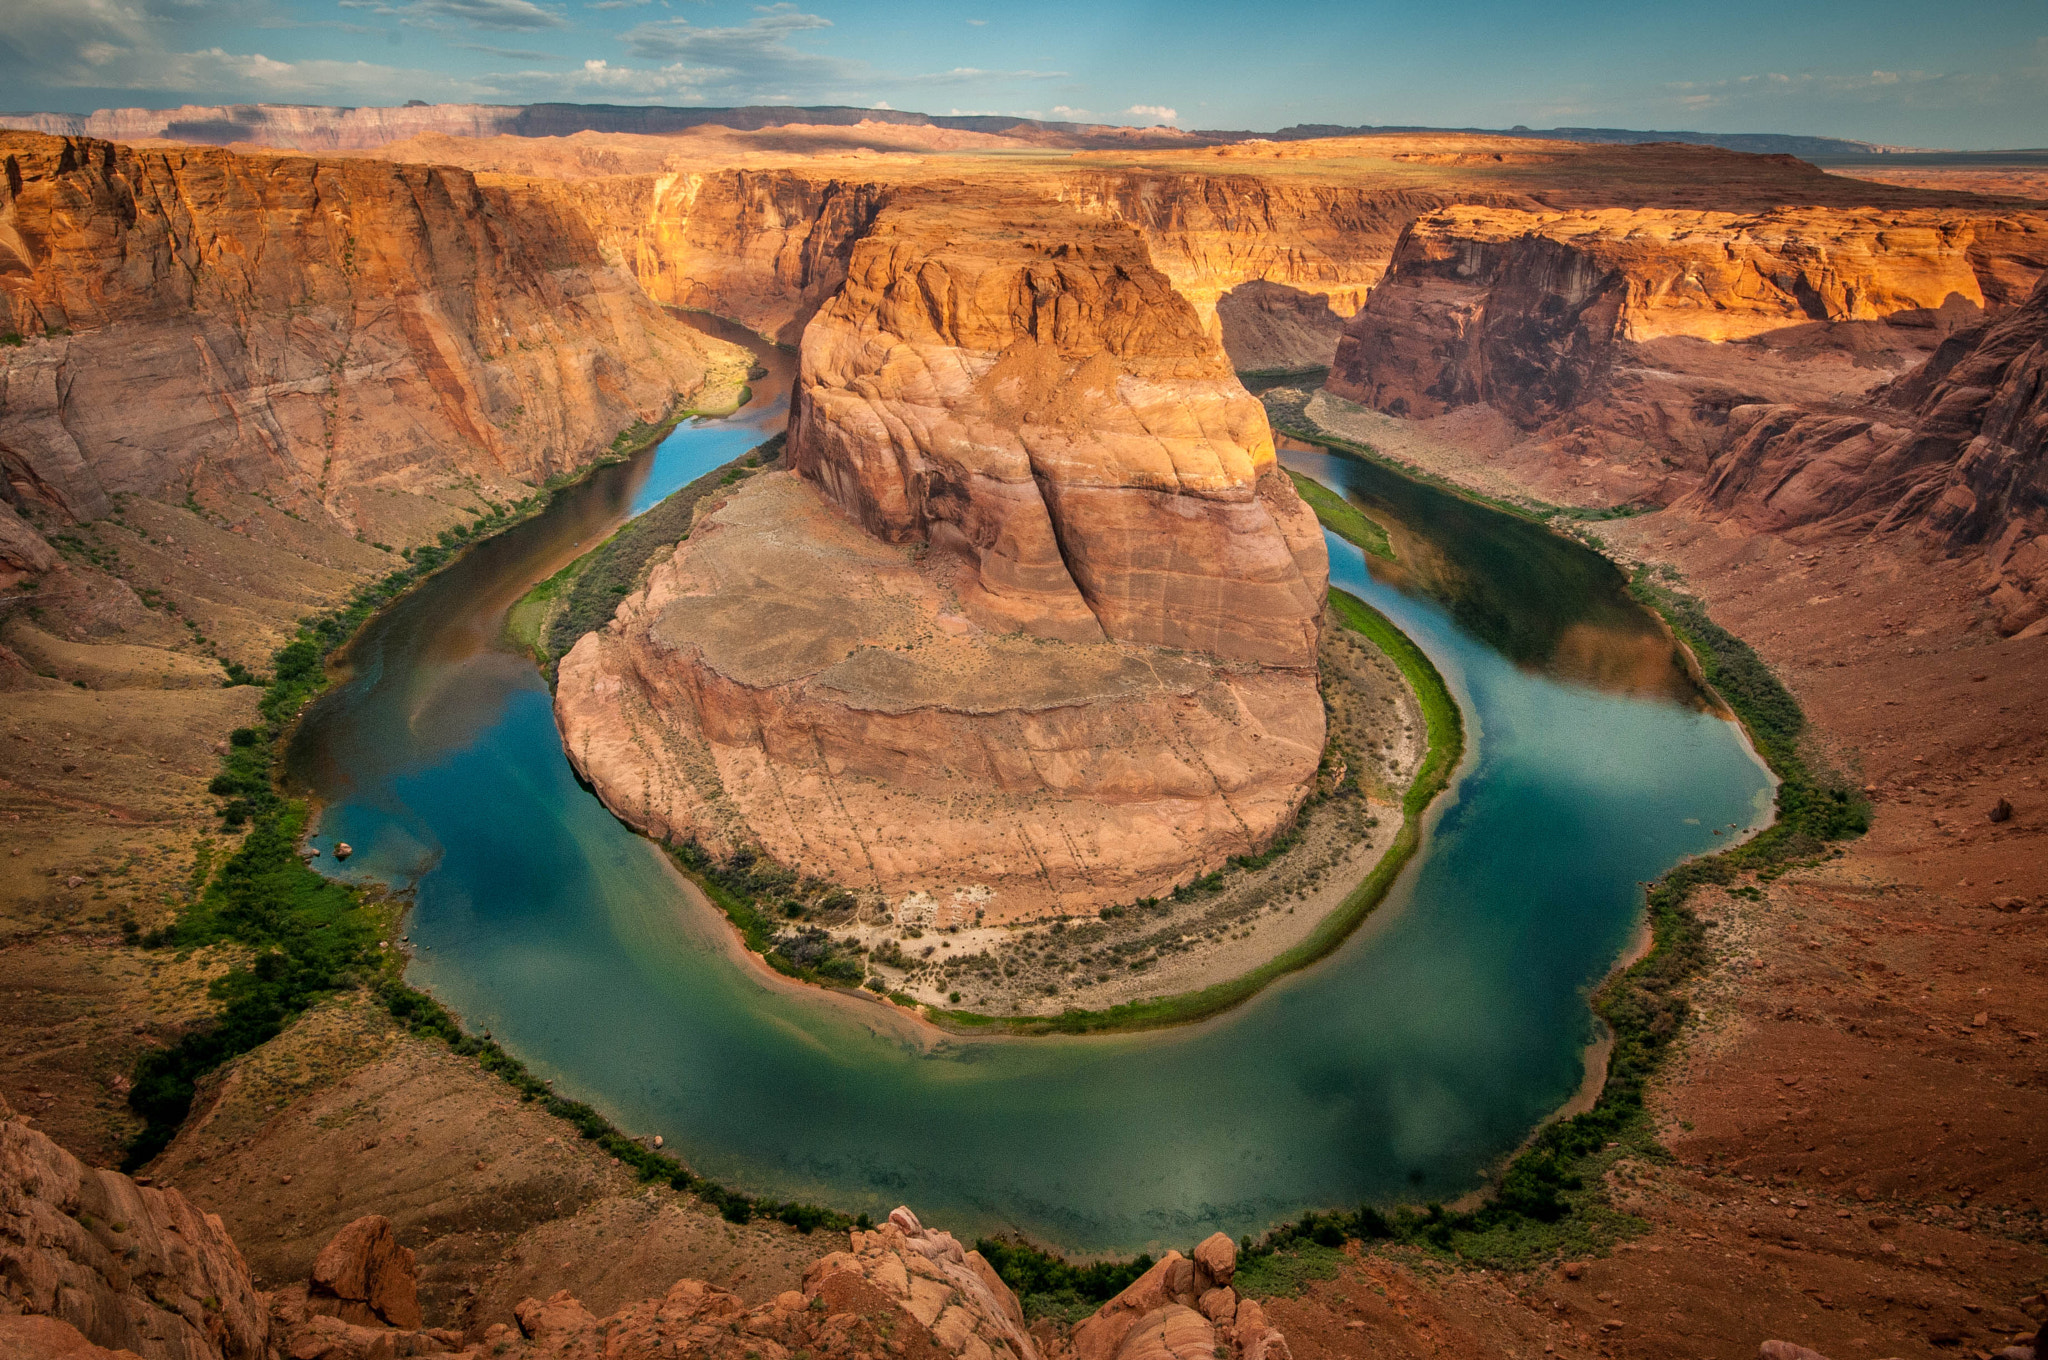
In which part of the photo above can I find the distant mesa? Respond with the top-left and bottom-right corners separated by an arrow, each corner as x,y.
2,99 -> 2022,160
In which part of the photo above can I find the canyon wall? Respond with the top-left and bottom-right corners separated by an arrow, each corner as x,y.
1700,273 -> 2048,633
1061,174 -> 1534,369
1327,204 -> 2048,426
0,132 -> 745,536
1313,203 -> 2048,506
557,195 -> 1328,918
541,165 -> 1525,371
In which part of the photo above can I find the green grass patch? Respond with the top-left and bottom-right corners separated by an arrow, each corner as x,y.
973,1238 -> 1156,1322
1287,468 -> 1393,560
925,586 -> 1463,1036
1237,365 -> 1331,393
666,839 -> 869,987
518,434 -> 784,672
1231,1243 -> 1348,1298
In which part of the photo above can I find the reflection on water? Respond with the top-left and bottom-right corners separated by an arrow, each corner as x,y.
281,327 -> 1771,1254
285,312 -> 794,859
1280,441 -> 1704,707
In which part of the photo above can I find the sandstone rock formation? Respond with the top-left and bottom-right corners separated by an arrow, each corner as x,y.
1699,271 -> 2048,632
789,198 -> 1326,663
6,1101 -> 1295,1360
0,132 -> 746,540
1328,204 -> 2048,429
1067,1234 -> 1285,1360
308,1216 -> 424,1330
557,197 -> 1327,918
0,1091 -> 269,1359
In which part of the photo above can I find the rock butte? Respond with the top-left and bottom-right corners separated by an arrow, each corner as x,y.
558,196 -> 1329,919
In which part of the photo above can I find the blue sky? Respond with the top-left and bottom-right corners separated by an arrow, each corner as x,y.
3,0 -> 2044,147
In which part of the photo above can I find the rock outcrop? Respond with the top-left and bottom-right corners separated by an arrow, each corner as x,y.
788,198 -> 1326,663
1699,271 -> 2048,632
307,1216 -> 424,1330
1066,1234 -> 1285,1360
557,196 -> 1327,918
0,1092 -> 268,1359
1328,204 -> 2048,429
0,132 -> 746,541
12,1097 -> 1187,1360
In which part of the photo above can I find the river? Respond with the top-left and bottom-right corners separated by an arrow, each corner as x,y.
285,316 -> 1772,1255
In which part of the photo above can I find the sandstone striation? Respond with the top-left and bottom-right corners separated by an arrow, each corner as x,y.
558,196 -> 1327,918
1315,202 -> 2048,508
0,132 -> 746,541
0,1092 -> 269,1359
1698,272 -> 2048,632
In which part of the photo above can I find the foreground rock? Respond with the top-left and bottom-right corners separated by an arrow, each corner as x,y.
558,195 -> 1327,919
1066,1234 -> 1285,1360
0,1092 -> 268,1359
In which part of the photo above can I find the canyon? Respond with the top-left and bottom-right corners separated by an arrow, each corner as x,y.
555,193 -> 1330,919
0,107 -> 2044,1360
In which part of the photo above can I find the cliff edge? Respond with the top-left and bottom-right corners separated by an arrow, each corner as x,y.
556,195 -> 1328,921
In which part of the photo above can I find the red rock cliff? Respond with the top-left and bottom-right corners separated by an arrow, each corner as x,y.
1699,272 -> 2048,634
788,195 -> 1327,666
557,195 -> 1327,918
0,132 -> 745,532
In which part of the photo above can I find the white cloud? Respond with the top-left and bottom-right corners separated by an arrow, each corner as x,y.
1125,103 -> 1176,123
406,0 -> 566,29
900,66 -> 1064,86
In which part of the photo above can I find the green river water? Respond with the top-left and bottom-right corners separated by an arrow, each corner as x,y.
286,316 -> 1772,1254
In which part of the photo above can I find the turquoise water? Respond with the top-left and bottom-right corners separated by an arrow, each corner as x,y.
287,326 -> 1771,1254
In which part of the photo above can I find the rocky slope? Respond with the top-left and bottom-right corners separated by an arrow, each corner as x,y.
1319,203 -> 2048,506
557,195 -> 1327,919
4,1089 -> 1294,1360
0,132 -> 746,540
1699,271 -> 2048,632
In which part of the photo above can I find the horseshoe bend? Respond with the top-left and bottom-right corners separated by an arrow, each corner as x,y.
1,51 -> 2046,1360
555,196 -> 1340,938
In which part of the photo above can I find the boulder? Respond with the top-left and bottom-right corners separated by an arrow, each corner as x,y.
1759,1343 -> 1834,1360
1191,1232 -> 1237,1288
309,1216 -> 424,1329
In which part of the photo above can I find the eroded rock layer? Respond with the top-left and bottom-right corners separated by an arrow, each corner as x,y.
788,197 -> 1327,665
559,197 -> 1327,917
1699,273 -> 2048,633
0,132 -> 744,531
1328,204 -> 2048,428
